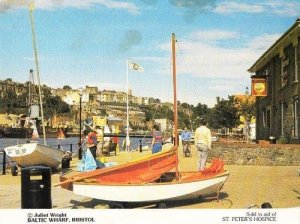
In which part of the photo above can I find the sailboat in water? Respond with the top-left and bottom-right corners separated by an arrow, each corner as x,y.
57,128 -> 66,140
4,6 -> 64,176
56,33 -> 229,208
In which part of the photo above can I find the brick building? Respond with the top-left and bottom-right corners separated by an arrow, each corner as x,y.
248,19 -> 300,143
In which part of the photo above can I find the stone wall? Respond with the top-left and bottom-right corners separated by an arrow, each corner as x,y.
209,142 -> 300,166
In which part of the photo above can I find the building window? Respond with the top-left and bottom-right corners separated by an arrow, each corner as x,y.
295,45 -> 299,82
262,108 -> 270,129
281,54 -> 288,87
281,102 -> 285,136
293,98 -> 299,138
262,110 -> 266,127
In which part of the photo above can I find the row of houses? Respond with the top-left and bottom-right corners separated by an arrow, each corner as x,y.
0,80 -> 152,129
52,87 -> 151,129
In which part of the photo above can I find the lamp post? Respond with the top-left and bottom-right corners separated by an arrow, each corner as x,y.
78,88 -> 83,160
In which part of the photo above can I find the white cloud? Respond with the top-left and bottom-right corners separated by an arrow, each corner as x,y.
265,0 -> 300,17
214,0 -> 300,17
214,2 -> 264,14
0,0 -> 139,14
188,30 -> 239,42
208,83 -> 235,92
159,29 -> 281,81
247,33 -> 281,52
175,42 -> 251,79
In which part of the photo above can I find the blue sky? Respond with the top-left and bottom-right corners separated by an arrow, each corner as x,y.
0,0 -> 299,107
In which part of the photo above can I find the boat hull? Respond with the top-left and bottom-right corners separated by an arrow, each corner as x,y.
2,127 -> 68,138
4,142 -> 64,168
72,171 -> 229,203
3,127 -> 33,138
0,127 -> 4,138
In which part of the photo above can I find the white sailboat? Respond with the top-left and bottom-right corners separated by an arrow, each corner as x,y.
57,33 -> 229,208
4,6 -> 64,176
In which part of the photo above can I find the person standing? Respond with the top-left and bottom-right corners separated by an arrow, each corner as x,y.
194,119 -> 211,171
181,127 -> 191,156
84,130 -> 98,159
95,126 -> 104,156
151,124 -> 163,154
78,130 -> 103,171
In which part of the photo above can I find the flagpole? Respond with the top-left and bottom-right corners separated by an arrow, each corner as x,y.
126,59 -> 130,151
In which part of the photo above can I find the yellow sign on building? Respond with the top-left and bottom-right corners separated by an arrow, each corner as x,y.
92,116 -> 106,127
251,78 -> 267,96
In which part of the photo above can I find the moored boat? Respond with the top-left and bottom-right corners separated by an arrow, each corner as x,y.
3,8 -> 65,176
56,33 -> 230,208
3,126 -> 33,138
58,149 -> 228,204
73,169 -> 229,204
2,125 -> 69,139
0,127 -> 4,138
4,142 -> 64,168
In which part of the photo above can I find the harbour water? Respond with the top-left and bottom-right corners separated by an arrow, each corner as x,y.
0,136 -> 152,170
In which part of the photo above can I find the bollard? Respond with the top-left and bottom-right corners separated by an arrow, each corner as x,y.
69,144 -> 73,161
21,166 -> 52,209
58,144 -> 61,150
78,142 -> 82,160
2,150 -> 6,175
61,157 -> 70,169
269,136 -> 276,144
139,140 -> 142,153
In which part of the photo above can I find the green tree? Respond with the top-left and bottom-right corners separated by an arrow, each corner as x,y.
0,90 -> 19,113
63,85 -> 72,90
192,103 -> 210,128
207,96 -> 238,129
42,89 -> 70,117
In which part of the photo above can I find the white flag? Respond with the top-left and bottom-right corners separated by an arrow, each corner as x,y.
129,61 -> 144,72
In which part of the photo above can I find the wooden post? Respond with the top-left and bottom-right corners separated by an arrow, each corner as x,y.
172,33 -> 179,180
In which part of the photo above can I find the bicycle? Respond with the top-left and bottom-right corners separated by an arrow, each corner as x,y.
182,140 -> 191,157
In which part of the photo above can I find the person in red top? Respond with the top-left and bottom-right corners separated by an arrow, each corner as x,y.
151,124 -> 163,154
111,136 -> 119,144
82,129 -> 98,159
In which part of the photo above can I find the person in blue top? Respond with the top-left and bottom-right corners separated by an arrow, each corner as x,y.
151,124 -> 163,154
181,127 -> 191,157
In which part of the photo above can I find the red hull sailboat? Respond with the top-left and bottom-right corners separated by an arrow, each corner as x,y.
57,33 -> 229,208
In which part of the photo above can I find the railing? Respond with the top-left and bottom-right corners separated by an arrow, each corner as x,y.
50,143 -> 74,152
1,138 -> 150,175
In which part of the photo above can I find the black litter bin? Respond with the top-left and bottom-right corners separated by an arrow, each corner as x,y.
21,166 -> 52,209
61,157 -> 70,169
269,136 -> 276,144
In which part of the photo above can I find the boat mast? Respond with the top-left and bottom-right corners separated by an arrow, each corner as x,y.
172,33 -> 179,179
126,59 -> 130,151
29,5 -> 47,145
28,70 -> 32,110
